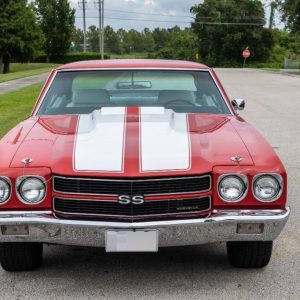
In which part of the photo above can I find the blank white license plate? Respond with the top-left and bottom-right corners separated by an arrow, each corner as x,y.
105,230 -> 158,252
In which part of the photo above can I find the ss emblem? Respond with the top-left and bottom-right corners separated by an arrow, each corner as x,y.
118,195 -> 144,205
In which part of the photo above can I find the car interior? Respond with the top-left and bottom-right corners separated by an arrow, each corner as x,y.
37,70 -> 230,115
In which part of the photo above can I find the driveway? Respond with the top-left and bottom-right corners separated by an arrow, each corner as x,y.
0,73 -> 49,95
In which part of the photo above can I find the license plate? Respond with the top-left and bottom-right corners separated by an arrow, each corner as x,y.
105,230 -> 158,252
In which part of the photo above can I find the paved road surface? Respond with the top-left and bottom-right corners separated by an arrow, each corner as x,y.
0,73 -> 49,95
0,69 -> 299,300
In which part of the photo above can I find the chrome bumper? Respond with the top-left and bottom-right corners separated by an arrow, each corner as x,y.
0,208 -> 290,247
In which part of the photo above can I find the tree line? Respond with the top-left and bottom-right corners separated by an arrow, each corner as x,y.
72,26 -> 197,59
0,0 -> 299,73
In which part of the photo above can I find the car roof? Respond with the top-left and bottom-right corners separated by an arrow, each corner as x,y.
56,59 -> 210,71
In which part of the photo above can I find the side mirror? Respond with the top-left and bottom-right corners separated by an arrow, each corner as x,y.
231,98 -> 245,113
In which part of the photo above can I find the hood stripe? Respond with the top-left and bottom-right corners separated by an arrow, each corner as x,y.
74,107 -> 126,172
73,107 -> 191,173
140,107 -> 191,172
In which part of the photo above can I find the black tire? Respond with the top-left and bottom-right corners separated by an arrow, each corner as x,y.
227,241 -> 273,268
0,243 -> 43,271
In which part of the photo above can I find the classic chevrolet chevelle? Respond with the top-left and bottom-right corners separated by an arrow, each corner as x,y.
0,60 -> 289,271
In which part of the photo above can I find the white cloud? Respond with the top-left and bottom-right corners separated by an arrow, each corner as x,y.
73,0 -> 200,31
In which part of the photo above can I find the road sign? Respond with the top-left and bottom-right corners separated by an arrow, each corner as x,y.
243,49 -> 250,58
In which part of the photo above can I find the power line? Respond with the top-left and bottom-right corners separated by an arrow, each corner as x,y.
75,15 -> 264,26
105,9 -> 192,18
105,9 -> 265,20
78,7 -> 266,20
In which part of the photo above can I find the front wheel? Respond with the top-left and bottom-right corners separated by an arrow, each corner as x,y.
227,241 -> 273,268
0,242 -> 43,271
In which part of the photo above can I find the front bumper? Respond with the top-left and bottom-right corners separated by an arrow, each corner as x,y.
0,208 -> 290,247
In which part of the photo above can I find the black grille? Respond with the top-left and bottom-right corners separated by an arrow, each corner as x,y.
53,175 -> 211,196
54,196 -> 211,218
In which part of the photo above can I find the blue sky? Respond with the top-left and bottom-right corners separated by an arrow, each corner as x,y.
70,0 -> 282,31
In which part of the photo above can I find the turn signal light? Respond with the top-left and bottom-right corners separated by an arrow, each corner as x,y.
237,223 -> 264,234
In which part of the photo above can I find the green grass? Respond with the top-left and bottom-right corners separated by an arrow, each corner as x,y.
109,53 -> 149,59
0,63 -> 58,83
0,83 -> 44,138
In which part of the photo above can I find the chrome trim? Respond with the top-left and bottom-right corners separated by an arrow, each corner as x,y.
209,70 -> 234,115
33,70 -> 57,115
217,174 -> 249,203
0,208 -> 290,246
53,174 -> 212,197
53,196 -> 212,219
231,98 -> 245,114
0,210 -> 52,215
16,175 -> 47,205
252,173 -> 283,202
0,177 -> 12,205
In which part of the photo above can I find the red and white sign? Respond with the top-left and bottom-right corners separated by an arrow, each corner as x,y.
243,49 -> 250,58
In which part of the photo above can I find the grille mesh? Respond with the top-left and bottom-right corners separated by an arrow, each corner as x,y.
54,196 -> 211,218
53,175 -> 211,196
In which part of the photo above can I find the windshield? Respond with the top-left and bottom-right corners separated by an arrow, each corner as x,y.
36,70 -> 231,115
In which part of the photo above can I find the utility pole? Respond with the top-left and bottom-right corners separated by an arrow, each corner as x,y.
96,0 -> 104,59
101,0 -> 104,59
78,0 -> 87,52
269,1 -> 277,30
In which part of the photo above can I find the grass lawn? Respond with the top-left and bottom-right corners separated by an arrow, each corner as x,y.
109,53 -> 149,59
0,83 -> 44,138
0,63 -> 58,83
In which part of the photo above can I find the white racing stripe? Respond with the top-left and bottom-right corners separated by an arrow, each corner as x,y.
140,107 -> 191,172
74,107 -> 126,172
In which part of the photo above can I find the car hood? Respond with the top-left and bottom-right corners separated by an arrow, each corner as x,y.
8,107 -> 256,176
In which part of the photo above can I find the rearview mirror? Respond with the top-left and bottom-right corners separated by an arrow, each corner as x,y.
116,81 -> 152,89
231,98 -> 245,113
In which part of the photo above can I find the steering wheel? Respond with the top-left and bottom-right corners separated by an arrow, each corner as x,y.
164,99 -> 195,107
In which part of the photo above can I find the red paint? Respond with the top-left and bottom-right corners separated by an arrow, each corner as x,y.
0,60 -> 287,214
56,59 -> 210,71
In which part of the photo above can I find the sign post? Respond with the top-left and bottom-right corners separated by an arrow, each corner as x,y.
242,48 -> 250,68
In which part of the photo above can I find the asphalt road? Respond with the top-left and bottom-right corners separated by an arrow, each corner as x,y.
0,69 -> 299,300
0,73 -> 49,95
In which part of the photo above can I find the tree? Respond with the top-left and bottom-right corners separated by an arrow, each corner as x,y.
277,1 -> 300,34
152,28 -> 171,51
125,29 -> 144,53
154,28 -> 198,61
116,29 -> 127,54
142,28 -> 155,53
0,0 -> 44,73
104,26 -> 122,54
87,25 -> 99,52
191,0 -> 274,66
35,0 -> 75,61
72,28 -> 84,52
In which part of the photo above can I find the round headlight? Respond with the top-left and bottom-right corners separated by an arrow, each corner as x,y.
18,177 -> 46,204
0,177 -> 11,204
218,175 -> 247,202
253,175 -> 282,202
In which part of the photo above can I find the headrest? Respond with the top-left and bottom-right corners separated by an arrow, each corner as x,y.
72,89 -> 110,106
158,90 -> 195,104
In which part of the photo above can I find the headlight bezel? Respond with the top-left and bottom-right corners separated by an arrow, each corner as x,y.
218,174 -> 248,203
16,175 -> 47,205
0,176 -> 12,205
252,173 -> 283,202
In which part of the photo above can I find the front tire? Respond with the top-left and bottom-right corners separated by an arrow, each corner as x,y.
227,241 -> 273,268
0,243 -> 43,271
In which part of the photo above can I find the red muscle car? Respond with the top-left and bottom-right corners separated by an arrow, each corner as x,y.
0,60 -> 289,271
